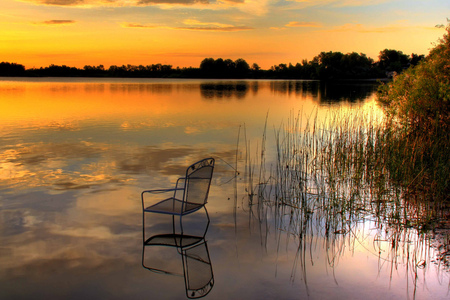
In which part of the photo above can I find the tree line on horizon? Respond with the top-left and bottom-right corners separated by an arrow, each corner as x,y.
0,49 -> 424,80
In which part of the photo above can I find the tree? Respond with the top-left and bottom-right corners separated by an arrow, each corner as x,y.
0,62 -> 25,76
83,65 -> 106,76
251,63 -> 261,71
342,52 -> 373,72
377,49 -> 410,73
314,51 -> 344,79
410,53 -> 425,66
199,57 -> 250,78
224,59 -> 235,70
308,51 -> 375,79
200,58 -> 215,74
234,58 -> 250,77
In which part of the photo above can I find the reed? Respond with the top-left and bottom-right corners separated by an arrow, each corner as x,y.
240,106 -> 450,290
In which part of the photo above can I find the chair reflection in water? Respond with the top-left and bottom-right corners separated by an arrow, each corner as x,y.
141,158 -> 215,298
142,234 -> 214,299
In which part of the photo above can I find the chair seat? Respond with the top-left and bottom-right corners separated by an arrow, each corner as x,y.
144,198 -> 204,215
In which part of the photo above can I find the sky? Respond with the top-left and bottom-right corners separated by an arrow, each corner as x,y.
1,0 -> 449,69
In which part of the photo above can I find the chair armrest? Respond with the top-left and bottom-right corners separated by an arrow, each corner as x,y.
175,177 -> 186,188
174,178 -> 187,200
141,188 -> 184,210
141,188 -> 182,194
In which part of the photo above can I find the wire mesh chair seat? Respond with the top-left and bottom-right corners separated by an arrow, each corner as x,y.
142,158 -> 215,240
143,197 -> 205,216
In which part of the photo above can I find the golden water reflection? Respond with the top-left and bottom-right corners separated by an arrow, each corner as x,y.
1,78 -> 447,299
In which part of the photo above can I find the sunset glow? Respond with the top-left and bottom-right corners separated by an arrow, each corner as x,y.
1,0 -> 448,69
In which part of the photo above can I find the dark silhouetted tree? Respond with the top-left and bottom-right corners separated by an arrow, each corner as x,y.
83,65 -> 106,77
251,63 -> 260,71
410,53 -> 425,66
199,57 -> 250,78
234,58 -> 250,77
200,58 -> 216,75
0,62 -> 25,76
377,49 -> 410,73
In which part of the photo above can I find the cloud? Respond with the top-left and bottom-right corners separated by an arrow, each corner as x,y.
218,0 -> 244,3
285,21 -> 322,28
180,19 -> 253,31
183,19 -> 229,27
121,20 -> 254,32
120,22 -> 159,28
286,0 -> 389,7
18,0 -> 273,17
176,25 -> 253,31
29,0 -> 86,6
137,0 -> 209,5
233,0 -> 274,16
335,0 -> 390,7
330,23 -> 402,33
34,20 -> 76,26
18,0 -> 210,7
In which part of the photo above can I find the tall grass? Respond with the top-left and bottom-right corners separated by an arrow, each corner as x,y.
239,107 -> 450,291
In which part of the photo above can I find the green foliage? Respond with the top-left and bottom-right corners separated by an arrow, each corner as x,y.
378,23 -> 450,135
377,22 -> 450,201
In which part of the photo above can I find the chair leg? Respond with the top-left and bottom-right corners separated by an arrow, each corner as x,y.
142,211 -> 146,245
179,214 -> 184,236
172,215 -> 176,235
203,206 -> 210,239
141,243 -> 146,268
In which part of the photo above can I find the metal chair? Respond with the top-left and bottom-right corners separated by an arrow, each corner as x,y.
141,158 -> 215,242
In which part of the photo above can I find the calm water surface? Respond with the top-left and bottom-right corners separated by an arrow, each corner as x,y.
0,78 -> 448,299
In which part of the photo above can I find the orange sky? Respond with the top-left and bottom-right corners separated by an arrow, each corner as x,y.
1,0 -> 448,69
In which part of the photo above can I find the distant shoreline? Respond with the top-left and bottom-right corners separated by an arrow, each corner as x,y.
0,76 -> 390,82
2,49 -> 419,80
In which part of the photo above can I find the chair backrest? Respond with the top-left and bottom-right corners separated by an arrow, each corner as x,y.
184,158 -> 215,208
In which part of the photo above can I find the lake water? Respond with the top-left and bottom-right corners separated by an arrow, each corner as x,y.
0,78 -> 448,299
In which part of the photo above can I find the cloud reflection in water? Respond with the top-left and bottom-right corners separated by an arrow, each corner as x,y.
3,79 -> 440,299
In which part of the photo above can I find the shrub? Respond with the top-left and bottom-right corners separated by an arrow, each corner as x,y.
377,21 -> 450,201
378,22 -> 450,135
